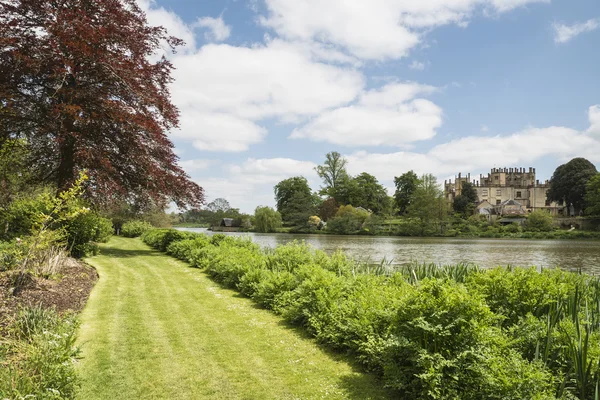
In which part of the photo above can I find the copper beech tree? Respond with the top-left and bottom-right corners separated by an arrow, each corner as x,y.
0,0 -> 203,209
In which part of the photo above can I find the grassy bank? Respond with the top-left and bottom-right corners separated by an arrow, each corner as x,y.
77,236 -> 391,399
144,229 -> 600,400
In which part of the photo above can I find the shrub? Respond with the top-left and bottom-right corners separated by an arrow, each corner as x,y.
121,220 -> 153,238
141,229 -> 196,251
524,210 -> 555,232
65,211 -> 113,257
466,267 -> 580,326
326,205 -> 369,234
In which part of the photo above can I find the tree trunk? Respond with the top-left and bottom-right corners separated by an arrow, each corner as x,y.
56,134 -> 76,192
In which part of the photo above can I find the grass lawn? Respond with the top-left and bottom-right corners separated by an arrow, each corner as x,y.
76,236 -> 392,399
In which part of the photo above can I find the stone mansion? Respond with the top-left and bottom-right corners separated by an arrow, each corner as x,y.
444,167 -> 564,216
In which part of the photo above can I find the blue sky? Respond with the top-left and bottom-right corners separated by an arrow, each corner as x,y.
139,0 -> 600,213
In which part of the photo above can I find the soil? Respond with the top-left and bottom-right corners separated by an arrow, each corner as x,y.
0,259 -> 98,333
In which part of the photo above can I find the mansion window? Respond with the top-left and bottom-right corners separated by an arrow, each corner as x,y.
496,189 -> 502,196
496,199 -> 501,205
516,191 -> 522,198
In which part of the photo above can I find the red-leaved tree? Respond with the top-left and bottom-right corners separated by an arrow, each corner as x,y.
0,0 -> 203,208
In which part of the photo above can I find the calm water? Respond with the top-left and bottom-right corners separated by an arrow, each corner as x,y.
177,228 -> 600,273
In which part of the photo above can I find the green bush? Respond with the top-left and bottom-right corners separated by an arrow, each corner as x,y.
121,220 -> 153,238
141,229 -> 196,251
139,228 -> 600,399
65,211 -> 113,257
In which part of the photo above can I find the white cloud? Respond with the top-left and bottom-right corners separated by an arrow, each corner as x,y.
229,158 -> 318,184
587,105 -> 600,136
175,112 -> 267,152
178,159 -> 218,172
260,0 -> 550,60
195,16 -> 231,42
409,61 -> 427,71
138,2 -> 366,153
480,125 -> 489,133
171,40 -> 364,122
198,158 -> 318,212
290,82 -> 442,147
490,0 -> 549,13
553,18 -> 600,44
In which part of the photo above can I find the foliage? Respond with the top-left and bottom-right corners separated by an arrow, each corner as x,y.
585,173 -> 600,216
547,158 -> 598,215
121,220 -> 154,238
0,306 -> 80,399
0,0 -> 203,208
453,182 -> 478,216
348,172 -> 391,215
148,229 -> 600,399
65,211 -> 113,257
254,206 -> 282,233
0,138 -> 32,208
315,151 -> 349,198
326,205 -> 370,234
524,210 -> 555,232
406,174 -> 448,236
274,177 -> 318,226
318,198 -> 339,222
393,170 -> 419,215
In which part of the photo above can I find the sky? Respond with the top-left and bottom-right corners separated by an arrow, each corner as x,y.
138,0 -> 600,213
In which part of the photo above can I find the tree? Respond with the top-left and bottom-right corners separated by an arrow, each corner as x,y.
318,198 -> 339,221
315,151 -> 348,197
547,158 -> 598,215
274,177 -> 317,225
394,171 -> 419,215
0,0 -> 203,208
254,206 -> 282,233
453,182 -> 478,216
584,173 -> 600,216
407,174 -> 448,236
206,198 -> 231,213
349,172 -> 391,215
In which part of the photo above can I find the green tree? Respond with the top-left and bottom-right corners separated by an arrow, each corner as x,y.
584,173 -> 600,216
524,210 -> 554,232
348,173 -> 391,215
254,206 -> 282,233
407,174 -> 448,236
547,158 -> 598,215
274,177 -> 317,225
394,171 -> 419,215
453,182 -> 479,216
315,152 -> 348,197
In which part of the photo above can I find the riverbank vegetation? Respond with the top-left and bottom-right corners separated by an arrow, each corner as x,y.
77,236 -> 391,399
145,228 -> 600,399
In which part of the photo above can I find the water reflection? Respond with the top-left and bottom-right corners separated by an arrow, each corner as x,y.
176,228 -> 600,273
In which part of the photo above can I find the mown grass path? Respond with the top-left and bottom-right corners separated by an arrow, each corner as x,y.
76,237 -> 391,399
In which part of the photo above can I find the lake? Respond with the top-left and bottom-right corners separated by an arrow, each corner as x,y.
176,228 -> 600,273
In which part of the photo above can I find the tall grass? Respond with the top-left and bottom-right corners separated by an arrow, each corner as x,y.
0,306 -> 80,399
